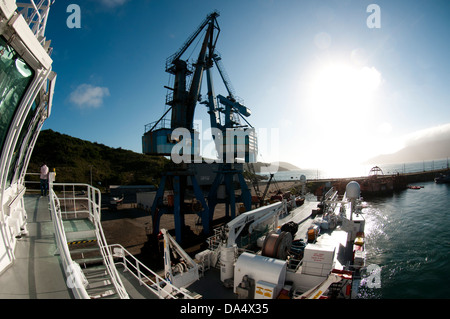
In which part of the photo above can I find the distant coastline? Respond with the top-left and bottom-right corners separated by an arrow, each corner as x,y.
364,138 -> 450,165
258,158 -> 450,182
250,161 -> 301,173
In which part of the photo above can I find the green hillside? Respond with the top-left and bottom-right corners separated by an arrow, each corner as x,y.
27,130 -> 302,190
28,129 -> 169,188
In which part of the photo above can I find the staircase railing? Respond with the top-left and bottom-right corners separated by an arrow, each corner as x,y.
49,181 -> 129,299
109,244 -> 195,299
49,188 -> 90,299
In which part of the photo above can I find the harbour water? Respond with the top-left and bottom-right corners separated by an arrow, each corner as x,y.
359,180 -> 450,298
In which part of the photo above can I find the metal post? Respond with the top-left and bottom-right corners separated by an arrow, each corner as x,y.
238,172 -> 251,212
173,176 -> 183,243
225,173 -> 235,219
207,168 -> 224,221
191,175 -> 210,235
151,175 -> 167,236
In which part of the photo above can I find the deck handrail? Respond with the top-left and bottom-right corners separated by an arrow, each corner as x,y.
49,181 -> 129,299
49,189 -> 90,299
108,244 -> 195,299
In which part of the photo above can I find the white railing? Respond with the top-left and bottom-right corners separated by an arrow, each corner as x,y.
49,188 -> 90,299
17,0 -> 53,46
49,182 -> 129,299
49,181 -> 194,299
109,244 -> 195,299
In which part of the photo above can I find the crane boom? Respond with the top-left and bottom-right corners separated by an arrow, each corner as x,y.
185,18 -> 215,129
165,11 -> 220,71
212,52 -> 236,100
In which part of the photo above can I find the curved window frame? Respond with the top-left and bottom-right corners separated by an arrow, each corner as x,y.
0,36 -> 52,197
0,36 -> 35,152
6,95 -> 42,187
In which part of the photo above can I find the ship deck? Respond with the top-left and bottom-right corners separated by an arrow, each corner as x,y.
0,195 -> 156,299
0,195 -> 357,299
185,198 -> 359,299
0,195 -> 72,299
186,200 -> 321,298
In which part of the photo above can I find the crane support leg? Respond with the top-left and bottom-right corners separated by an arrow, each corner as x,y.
173,175 -> 185,244
190,175 -> 211,235
207,164 -> 252,222
238,172 -> 252,212
151,171 -> 214,243
225,173 -> 236,219
151,175 -> 167,236
207,169 -> 223,223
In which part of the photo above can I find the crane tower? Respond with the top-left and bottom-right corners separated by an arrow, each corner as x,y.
142,11 -> 257,243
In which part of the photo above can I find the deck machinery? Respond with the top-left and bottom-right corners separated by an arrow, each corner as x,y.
142,11 -> 258,243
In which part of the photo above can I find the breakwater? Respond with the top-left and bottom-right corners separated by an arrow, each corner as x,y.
309,167 -> 447,184
306,167 -> 449,196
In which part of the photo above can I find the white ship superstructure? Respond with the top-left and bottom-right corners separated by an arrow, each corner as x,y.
0,0 -> 56,274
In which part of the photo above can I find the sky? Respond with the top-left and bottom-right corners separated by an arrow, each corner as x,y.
42,0 -> 450,173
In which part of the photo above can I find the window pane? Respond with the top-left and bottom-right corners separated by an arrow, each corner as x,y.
0,36 -> 35,151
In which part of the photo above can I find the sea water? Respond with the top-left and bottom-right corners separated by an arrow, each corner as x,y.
359,181 -> 450,298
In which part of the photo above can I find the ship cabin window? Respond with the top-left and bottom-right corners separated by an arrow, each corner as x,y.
0,36 -> 35,152
6,97 -> 41,188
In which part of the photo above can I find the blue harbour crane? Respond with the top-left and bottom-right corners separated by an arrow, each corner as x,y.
142,11 -> 258,244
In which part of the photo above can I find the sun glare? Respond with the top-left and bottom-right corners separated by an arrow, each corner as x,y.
302,62 -> 383,168
308,63 -> 382,121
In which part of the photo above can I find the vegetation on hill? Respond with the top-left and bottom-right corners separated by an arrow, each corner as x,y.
27,130 -> 302,190
28,129 -> 169,188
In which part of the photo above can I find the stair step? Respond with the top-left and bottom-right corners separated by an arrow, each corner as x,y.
70,247 -> 102,259
67,237 -> 97,246
84,272 -> 109,282
69,246 -> 101,254
87,277 -> 112,289
86,273 -> 111,285
87,283 -> 117,298
83,264 -> 107,274
75,256 -> 104,267
66,229 -> 96,242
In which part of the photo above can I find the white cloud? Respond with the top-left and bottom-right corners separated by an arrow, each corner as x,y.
99,0 -> 128,8
404,123 -> 450,146
69,84 -> 110,108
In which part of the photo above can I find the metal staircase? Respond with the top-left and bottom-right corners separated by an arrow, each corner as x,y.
66,224 -> 120,299
49,183 -> 129,299
49,181 -> 197,299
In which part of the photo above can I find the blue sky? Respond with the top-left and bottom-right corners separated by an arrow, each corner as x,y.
43,0 -> 450,172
